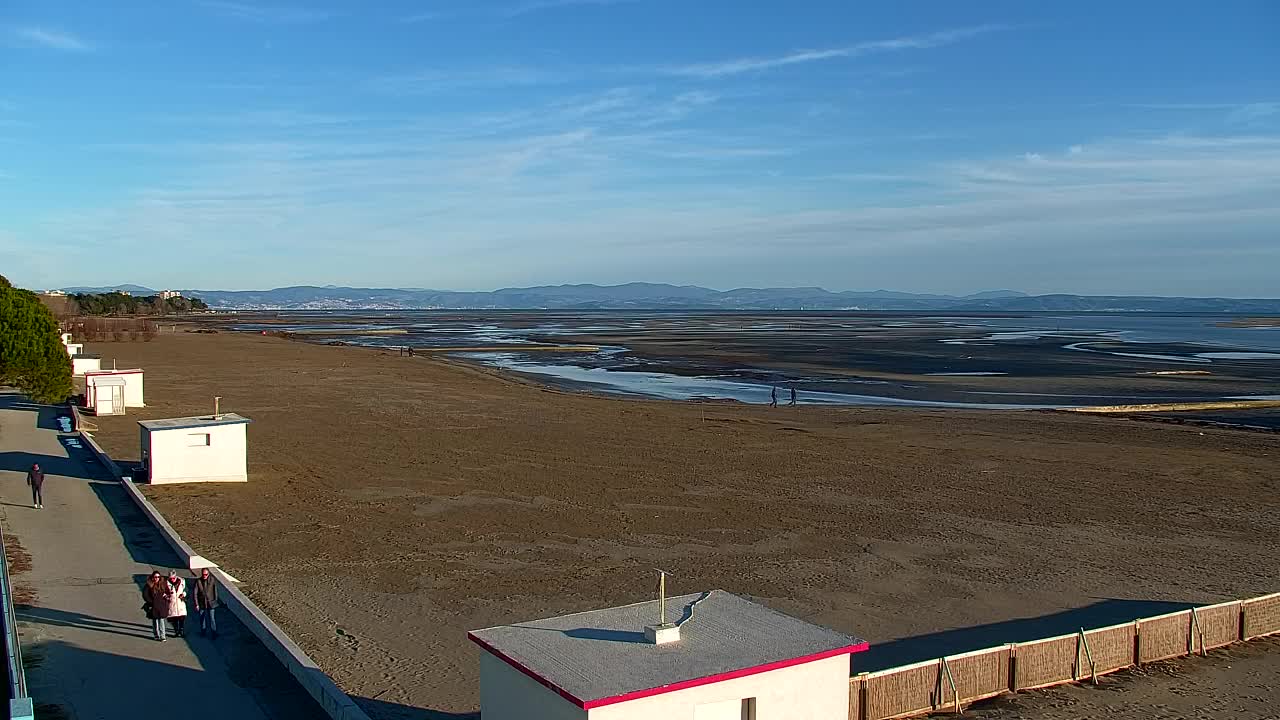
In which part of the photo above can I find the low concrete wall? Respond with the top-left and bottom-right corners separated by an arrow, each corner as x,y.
77,426 -> 372,720
218,577 -> 371,720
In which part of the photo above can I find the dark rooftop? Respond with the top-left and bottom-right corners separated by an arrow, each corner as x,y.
468,590 -> 866,709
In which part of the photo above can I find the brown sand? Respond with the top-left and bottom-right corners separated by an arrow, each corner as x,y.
87,331 -> 1280,718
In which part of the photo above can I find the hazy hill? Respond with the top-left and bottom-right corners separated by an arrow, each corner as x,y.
126,283 -> 1280,312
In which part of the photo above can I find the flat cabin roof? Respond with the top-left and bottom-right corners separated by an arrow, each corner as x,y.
85,368 -> 143,375
72,353 -> 102,359
87,375 -> 126,386
468,590 -> 867,710
138,413 -> 251,431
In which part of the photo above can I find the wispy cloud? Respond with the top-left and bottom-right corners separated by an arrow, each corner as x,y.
195,1 -> 335,24
1228,102 -> 1279,125
369,66 -> 568,94
400,11 -> 445,24
667,25 -> 1007,78
504,0 -> 637,18
9,26 -> 92,52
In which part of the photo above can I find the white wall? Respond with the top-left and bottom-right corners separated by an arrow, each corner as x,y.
91,385 -> 123,416
480,651 -> 588,720
72,356 -> 100,376
144,423 -> 248,484
588,654 -> 850,720
118,371 -> 144,407
65,343 -> 83,356
86,372 -> 144,407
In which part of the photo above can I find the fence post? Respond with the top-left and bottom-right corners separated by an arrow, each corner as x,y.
939,657 -> 960,715
1133,619 -> 1142,666
1008,643 -> 1018,692
1239,600 -> 1247,641
855,672 -> 868,720
1078,628 -> 1097,684
1190,607 -> 1205,656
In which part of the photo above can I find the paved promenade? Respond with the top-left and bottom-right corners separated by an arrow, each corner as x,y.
0,391 -> 325,719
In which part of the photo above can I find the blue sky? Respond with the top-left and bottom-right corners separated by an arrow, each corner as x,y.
1,1 -> 1277,295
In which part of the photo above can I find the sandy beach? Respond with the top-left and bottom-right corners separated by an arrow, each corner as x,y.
86,330 -> 1280,718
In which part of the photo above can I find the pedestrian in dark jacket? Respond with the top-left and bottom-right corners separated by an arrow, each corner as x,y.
143,571 -> 169,641
26,463 -> 44,509
193,567 -> 220,638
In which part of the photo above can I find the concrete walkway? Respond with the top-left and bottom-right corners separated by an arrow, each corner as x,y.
0,391 -> 325,719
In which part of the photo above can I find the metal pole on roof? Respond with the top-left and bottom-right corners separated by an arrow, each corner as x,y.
214,396 -> 221,419
655,569 -> 674,626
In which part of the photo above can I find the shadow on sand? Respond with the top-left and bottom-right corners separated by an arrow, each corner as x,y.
857,598 -> 1200,672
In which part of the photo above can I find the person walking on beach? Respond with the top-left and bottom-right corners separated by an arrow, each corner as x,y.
770,386 -> 778,408
143,571 -> 169,641
789,387 -> 797,406
166,570 -> 188,637
26,463 -> 44,509
193,567 -> 219,638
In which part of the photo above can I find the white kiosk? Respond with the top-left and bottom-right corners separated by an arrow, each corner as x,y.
84,369 -> 145,408
85,375 -> 127,416
138,414 -> 251,484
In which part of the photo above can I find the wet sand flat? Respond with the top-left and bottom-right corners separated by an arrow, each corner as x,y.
86,330 -> 1280,718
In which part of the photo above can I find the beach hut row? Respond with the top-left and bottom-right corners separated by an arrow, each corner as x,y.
63,332 -> 146,416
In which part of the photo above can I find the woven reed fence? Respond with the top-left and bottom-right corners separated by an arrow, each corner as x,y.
849,593 -> 1280,720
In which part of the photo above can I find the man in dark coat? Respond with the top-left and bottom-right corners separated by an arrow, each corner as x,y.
26,463 -> 44,509
193,567 -> 220,637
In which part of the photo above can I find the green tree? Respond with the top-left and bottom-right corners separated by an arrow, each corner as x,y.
0,280 -> 73,403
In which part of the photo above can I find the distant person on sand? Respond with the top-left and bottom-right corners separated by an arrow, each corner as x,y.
194,567 -> 219,638
26,463 -> 44,509
167,570 -> 188,638
143,571 -> 169,641
789,387 -> 797,406
770,386 -> 778,408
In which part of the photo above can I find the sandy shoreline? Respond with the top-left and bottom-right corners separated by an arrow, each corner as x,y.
86,330 -> 1280,717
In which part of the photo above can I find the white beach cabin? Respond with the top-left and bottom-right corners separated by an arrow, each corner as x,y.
469,590 -> 868,720
84,369 -> 145,408
85,375 -> 127,416
60,333 -> 83,356
139,414 -> 251,484
71,354 -> 101,376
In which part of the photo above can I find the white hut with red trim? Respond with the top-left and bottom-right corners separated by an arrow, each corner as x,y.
468,590 -> 867,720
84,368 -> 145,409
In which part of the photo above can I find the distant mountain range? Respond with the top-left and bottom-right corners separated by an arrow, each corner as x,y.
58,283 -> 1280,313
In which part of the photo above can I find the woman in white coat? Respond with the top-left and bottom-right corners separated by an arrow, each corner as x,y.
166,570 -> 188,637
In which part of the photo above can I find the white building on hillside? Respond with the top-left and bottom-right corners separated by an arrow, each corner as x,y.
159,289 -> 182,299
469,590 -> 867,720
139,414 -> 251,484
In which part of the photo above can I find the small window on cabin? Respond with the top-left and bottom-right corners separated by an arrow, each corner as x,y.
187,433 -> 211,447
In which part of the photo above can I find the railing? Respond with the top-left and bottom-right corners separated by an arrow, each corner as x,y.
850,593 -> 1280,720
1,524 -> 30,709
